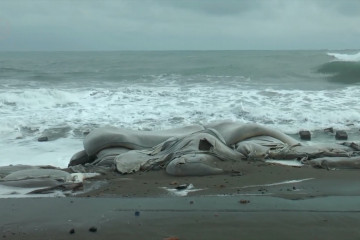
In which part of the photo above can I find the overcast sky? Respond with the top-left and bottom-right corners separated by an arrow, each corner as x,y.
0,0 -> 359,51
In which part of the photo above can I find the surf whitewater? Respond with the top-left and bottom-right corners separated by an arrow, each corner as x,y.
0,50 -> 360,168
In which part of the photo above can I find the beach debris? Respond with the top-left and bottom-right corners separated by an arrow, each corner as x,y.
37,136 -> 48,142
162,184 -> 202,196
70,172 -> 101,183
175,184 -> 189,190
69,228 -> 75,234
299,130 -> 311,140
89,226 -> 97,232
239,199 -> 250,204
335,130 -> 348,140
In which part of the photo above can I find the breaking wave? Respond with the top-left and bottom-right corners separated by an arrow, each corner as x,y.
327,52 -> 360,62
318,52 -> 360,83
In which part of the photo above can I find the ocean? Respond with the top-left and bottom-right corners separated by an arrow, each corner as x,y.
1,50 -> 360,168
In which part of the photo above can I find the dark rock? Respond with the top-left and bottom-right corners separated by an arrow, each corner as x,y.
324,127 -> 334,133
37,136 -> 48,142
299,130 -> 311,140
239,199 -> 250,204
69,228 -> 75,234
335,130 -> 348,140
134,211 -> 140,216
89,227 -> 97,232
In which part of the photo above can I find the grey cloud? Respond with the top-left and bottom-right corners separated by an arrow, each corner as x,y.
159,0 -> 262,16
0,0 -> 359,51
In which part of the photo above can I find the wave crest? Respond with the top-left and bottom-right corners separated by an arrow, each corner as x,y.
327,52 -> 360,62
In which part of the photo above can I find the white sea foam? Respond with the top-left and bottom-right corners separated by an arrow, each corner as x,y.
266,160 -> 303,167
327,52 -> 360,62
237,178 -> 314,189
1,83 -> 360,167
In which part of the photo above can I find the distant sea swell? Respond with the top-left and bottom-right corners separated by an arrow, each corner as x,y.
318,51 -> 360,83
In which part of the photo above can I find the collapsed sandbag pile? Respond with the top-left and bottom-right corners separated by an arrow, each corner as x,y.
69,121 -> 360,176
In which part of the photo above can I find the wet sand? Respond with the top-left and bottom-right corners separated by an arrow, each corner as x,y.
1,161 -> 360,239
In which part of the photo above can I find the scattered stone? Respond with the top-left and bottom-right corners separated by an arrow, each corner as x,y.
230,170 -> 243,176
335,130 -> 348,140
239,199 -> 250,204
299,130 -> 311,140
89,227 -> 97,232
69,228 -> 75,234
258,187 -> 267,192
324,127 -> 334,133
163,237 -> 180,240
37,136 -> 48,142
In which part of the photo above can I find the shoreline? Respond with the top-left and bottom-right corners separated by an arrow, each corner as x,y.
1,195 -> 360,240
1,162 -> 360,239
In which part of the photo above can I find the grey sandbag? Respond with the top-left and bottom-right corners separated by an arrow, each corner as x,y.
68,150 -> 91,167
116,128 -> 245,175
306,156 -> 360,169
206,121 -> 300,146
83,125 -> 205,156
1,169 -> 72,188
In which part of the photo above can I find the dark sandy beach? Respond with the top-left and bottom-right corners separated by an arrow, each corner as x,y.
1,161 -> 360,240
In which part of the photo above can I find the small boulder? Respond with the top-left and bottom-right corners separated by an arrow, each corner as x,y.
299,130 -> 311,140
335,130 -> 348,140
37,136 -> 48,142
